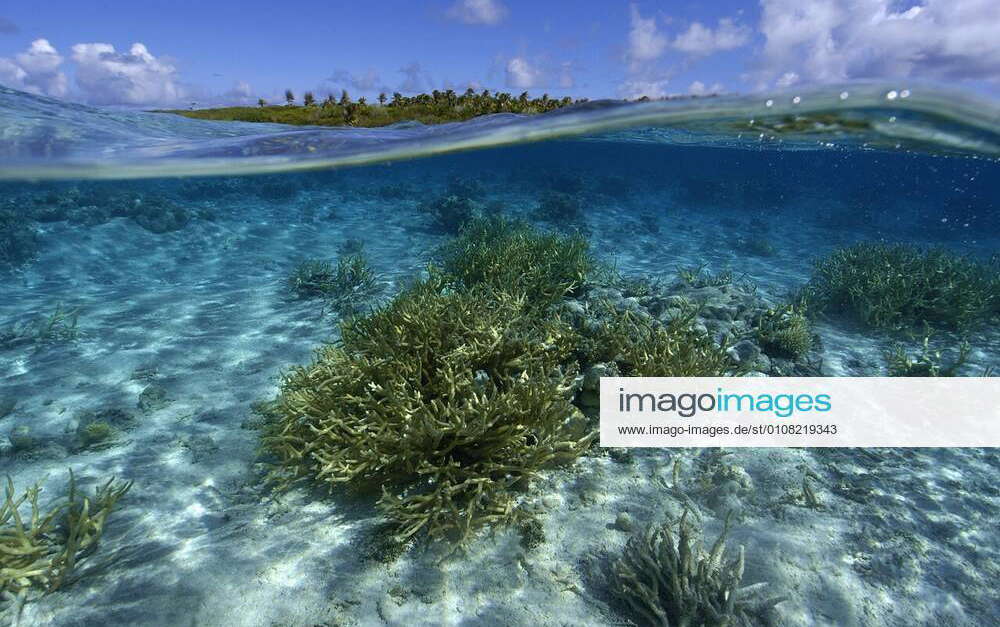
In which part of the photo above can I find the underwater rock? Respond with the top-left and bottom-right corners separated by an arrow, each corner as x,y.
138,384 -> 171,413
76,420 -> 116,450
0,209 -> 39,267
182,433 -> 221,463
532,190 -> 586,230
8,424 -> 35,452
614,511 -> 635,532
72,407 -> 135,451
727,339 -> 761,364
129,197 -> 192,233
0,398 -> 15,420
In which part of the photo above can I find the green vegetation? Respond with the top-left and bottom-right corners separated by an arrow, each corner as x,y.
754,305 -> 813,359
677,264 -> 734,288
263,278 -> 591,544
801,242 -> 999,331
421,194 -> 477,234
438,216 -> 591,309
611,511 -> 785,626
885,335 -> 972,377
1,472 -> 131,596
577,303 -> 735,376
287,254 -> 379,313
78,420 -> 115,449
0,303 -> 79,351
163,89 -> 581,128
265,218 -> 737,548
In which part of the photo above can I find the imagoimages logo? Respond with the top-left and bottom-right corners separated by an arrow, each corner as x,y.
617,386 -> 832,418
601,377 -> 1000,447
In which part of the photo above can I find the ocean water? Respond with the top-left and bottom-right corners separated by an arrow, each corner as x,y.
1,84 -> 999,626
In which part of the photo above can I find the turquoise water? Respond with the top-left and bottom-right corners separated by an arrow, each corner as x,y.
1,84 -> 999,626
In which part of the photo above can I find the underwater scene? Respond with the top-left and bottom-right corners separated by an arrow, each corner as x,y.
1,84 -> 999,626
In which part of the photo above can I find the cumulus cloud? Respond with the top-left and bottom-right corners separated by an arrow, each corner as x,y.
505,57 -> 540,89
221,80 -> 255,105
672,18 -> 749,56
323,68 -> 392,97
617,78 -> 669,100
398,61 -> 432,93
71,42 -> 183,105
688,80 -> 724,95
756,0 -> 1000,87
625,4 -> 667,70
447,0 -> 508,25
0,38 -> 68,97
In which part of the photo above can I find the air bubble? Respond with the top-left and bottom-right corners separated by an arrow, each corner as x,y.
792,96 -> 801,104
900,89 -> 910,98
887,90 -> 898,100
765,99 -> 774,107
839,91 -> 849,100
889,116 -> 896,123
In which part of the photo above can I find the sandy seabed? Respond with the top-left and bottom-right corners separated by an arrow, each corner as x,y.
2,172 -> 998,626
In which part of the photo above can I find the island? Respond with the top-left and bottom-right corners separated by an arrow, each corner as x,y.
160,88 -> 583,127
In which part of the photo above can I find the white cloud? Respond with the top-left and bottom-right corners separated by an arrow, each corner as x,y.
775,71 -> 799,88
757,0 -> 1000,87
0,38 -> 67,97
626,4 -> 668,69
222,80 -> 254,105
617,79 -> 669,100
688,80 -> 724,95
71,42 -> 183,105
673,18 -> 750,55
447,0 -> 508,25
326,68 -> 388,94
505,57 -> 540,89
398,62 -> 432,93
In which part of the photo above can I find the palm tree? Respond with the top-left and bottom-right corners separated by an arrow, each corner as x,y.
303,91 -> 316,106
257,98 -> 266,108
285,89 -> 295,105
378,92 -> 387,106
339,90 -> 351,106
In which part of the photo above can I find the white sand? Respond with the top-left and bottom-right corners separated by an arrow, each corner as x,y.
2,168 -> 997,626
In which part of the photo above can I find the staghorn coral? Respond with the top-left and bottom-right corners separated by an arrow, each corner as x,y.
1,472 -> 131,597
800,242 -> 999,331
754,305 -> 813,359
0,303 -> 79,351
611,511 -> 785,627
884,335 -> 973,377
575,301 -> 735,377
422,194 -> 476,233
263,277 -> 592,545
287,254 -> 379,313
438,215 -> 592,309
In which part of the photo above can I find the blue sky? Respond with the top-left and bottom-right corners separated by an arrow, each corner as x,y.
1,0 -> 997,107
